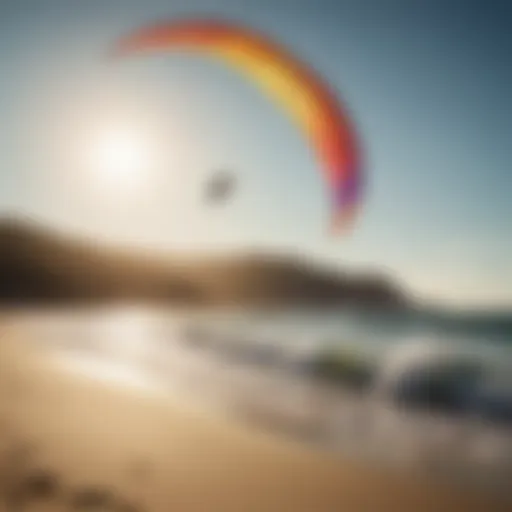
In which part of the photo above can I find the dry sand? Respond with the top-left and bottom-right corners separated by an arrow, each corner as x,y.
0,334 -> 509,512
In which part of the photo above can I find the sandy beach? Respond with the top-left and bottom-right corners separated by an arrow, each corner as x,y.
0,327 -> 509,512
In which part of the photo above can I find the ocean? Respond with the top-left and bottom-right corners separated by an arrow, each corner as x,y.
180,306 -> 512,365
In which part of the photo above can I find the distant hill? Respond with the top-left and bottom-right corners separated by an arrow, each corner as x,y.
0,217 -> 408,308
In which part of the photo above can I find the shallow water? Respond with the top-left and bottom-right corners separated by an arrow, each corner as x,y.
2,305 -> 512,496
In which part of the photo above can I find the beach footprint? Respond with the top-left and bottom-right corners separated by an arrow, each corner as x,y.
3,467 -> 62,511
114,498 -> 143,512
68,486 -> 143,512
19,468 -> 61,499
69,487 -> 116,510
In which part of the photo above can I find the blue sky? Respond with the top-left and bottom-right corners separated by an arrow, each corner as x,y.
0,0 -> 510,307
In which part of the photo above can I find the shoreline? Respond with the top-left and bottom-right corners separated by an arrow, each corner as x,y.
0,332 -> 510,512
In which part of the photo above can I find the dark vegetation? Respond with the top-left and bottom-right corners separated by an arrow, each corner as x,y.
0,217 -> 408,308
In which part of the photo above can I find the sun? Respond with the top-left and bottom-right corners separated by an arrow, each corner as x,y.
88,127 -> 152,190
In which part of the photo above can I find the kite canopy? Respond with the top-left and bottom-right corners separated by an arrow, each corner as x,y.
112,18 -> 363,233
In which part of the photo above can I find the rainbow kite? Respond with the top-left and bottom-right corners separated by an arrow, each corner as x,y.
112,18 -> 363,233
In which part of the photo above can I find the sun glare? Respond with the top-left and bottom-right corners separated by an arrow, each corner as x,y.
89,127 -> 152,189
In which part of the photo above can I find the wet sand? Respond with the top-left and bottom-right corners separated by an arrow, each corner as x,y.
0,334 -> 509,512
